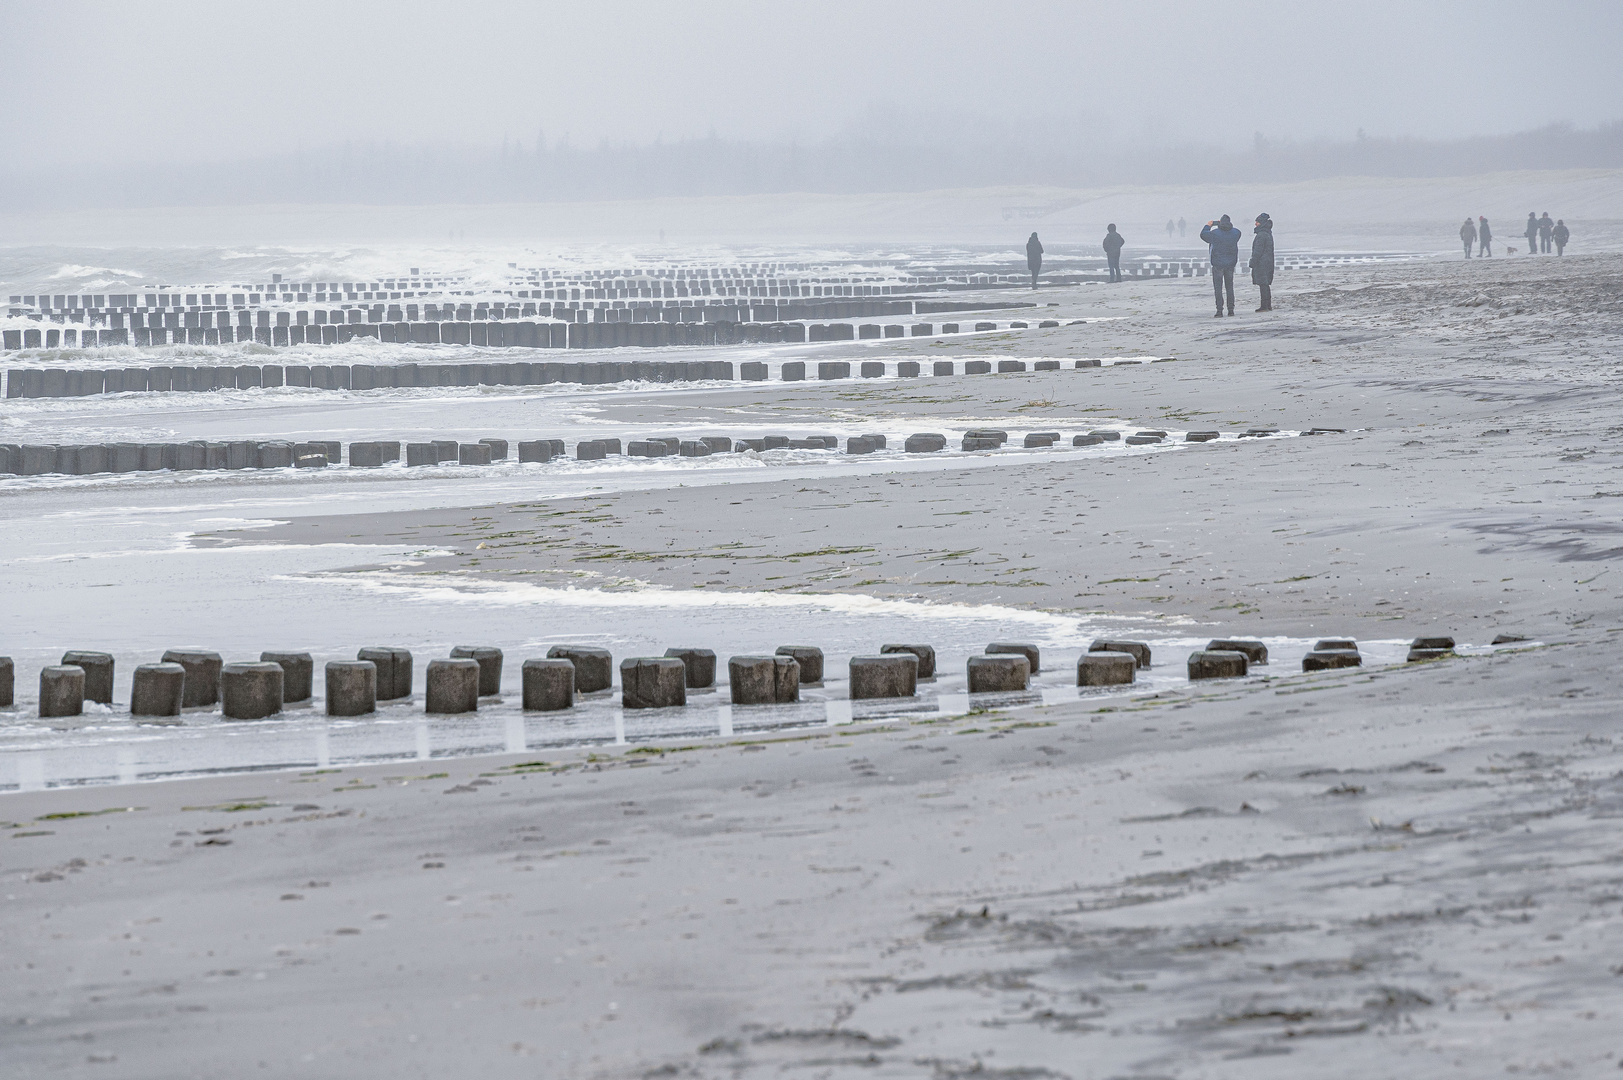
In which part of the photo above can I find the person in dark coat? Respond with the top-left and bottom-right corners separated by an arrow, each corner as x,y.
1251,213 -> 1276,311
1177,216 -> 1187,237
1026,232 -> 1043,288
1538,212 -> 1554,253
1478,216 -> 1493,257
1553,219 -> 1570,254
1524,213 -> 1539,254
1459,218 -> 1477,258
1103,224 -> 1125,282
1199,214 -> 1242,316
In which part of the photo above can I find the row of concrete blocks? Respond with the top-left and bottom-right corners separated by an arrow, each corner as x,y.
0,439 -> 357,476
957,427 -> 1222,450
768,357 -> 1096,382
4,359 -> 739,398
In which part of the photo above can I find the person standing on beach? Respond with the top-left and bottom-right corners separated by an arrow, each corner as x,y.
1252,213 -> 1276,311
1524,213 -> 1540,254
1026,232 -> 1043,288
1200,214 -> 1242,317
1459,217 -> 1477,258
1538,212 -> 1554,253
1166,219 -> 1176,240
1103,224 -> 1126,282
1478,216 -> 1493,257
1178,216 -> 1187,237
1553,218 -> 1570,254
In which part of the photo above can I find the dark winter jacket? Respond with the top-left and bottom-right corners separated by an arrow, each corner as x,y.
1102,230 -> 1125,256
1460,220 -> 1477,243
1026,234 -> 1043,267
1524,215 -> 1539,240
1250,223 -> 1275,285
1479,219 -> 1492,242
1538,214 -> 1554,238
1553,223 -> 1570,246
1200,222 -> 1242,268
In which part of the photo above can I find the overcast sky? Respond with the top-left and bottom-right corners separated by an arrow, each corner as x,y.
4,0 -> 1620,165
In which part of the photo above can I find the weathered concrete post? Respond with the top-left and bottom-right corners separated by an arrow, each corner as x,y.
728,656 -> 799,704
0,656 -> 12,708
60,650 -> 114,704
161,649 -> 223,707
621,657 -> 688,709
1207,639 -> 1268,663
221,661 -> 285,719
260,651 -> 314,702
1088,640 -> 1151,669
881,644 -> 936,679
775,645 -> 823,684
1078,652 -> 1136,686
546,646 -> 612,692
986,642 -> 1040,673
663,648 -> 717,688
130,662 -> 186,717
358,647 -> 413,699
849,654 -> 918,699
522,658 -> 575,711
967,654 -> 1029,692
449,645 -> 503,695
425,658 -> 480,713
325,661 -> 378,716
1187,650 -> 1248,680
39,665 -> 85,717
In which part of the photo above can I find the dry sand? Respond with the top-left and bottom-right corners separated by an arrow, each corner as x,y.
7,249 -> 1623,1078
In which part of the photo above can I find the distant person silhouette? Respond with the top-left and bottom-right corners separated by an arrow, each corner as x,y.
1459,218 -> 1477,258
1026,232 -> 1043,288
1553,218 -> 1570,254
1538,212 -> 1554,253
1524,213 -> 1539,254
1178,216 -> 1187,238
1166,219 -> 1176,240
1200,215 -> 1242,316
1103,224 -> 1126,282
1478,216 -> 1493,257
1251,213 -> 1275,311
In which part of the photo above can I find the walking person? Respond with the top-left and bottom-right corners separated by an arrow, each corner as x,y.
1538,212 -> 1554,253
1553,218 -> 1570,255
1252,213 -> 1276,311
1478,216 -> 1493,257
1177,216 -> 1187,238
1026,232 -> 1043,288
1459,217 -> 1477,258
1103,224 -> 1126,282
1166,219 -> 1176,240
1524,213 -> 1539,254
1199,214 -> 1242,317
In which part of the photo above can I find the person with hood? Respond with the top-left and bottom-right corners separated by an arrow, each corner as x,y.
1103,224 -> 1126,282
1553,218 -> 1571,255
1026,232 -> 1043,288
1166,219 -> 1176,239
1538,212 -> 1554,253
1478,216 -> 1493,257
1178,216 -> 1187,237
1459,217 -> 1477,258
1199,214 -> 1243,316
1524,213 -> 1540,254
1252,213 -> 1276,311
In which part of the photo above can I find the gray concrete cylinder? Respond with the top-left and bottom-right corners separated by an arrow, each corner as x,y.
986,642 -> 1040,674
621,657 -> 687,709
880,644 -> 936,679
1089,640 -> 1151,669
161,649 -> 223,707
968,654 -> 1030,693
546,646 -> 612,693
39,665 -> 85,717
850,654 -> 917,699
130,662 -> 185,717
1302,650 -> 1362,672
60,650 -> 114,704
260,651 -> 314,702
522,658 -> 574,711
1078,652 -> 1136,687
1207,639 -> 1268,664
775,645 -> 823,684
1188,650 -> 1248,680
425,658 -> 480,713
450,645 -> 504,695
663,648 -> 716,688
358,647 -> 413,700
221,661 -> 285,719
772,655 -> 801,702
325,661 -> 377,717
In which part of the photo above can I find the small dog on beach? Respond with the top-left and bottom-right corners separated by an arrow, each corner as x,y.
1507,246 -> 1518,255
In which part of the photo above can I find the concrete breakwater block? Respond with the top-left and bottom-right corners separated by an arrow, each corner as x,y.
728,656 -> 799,705
1314,638 -> 1357,652
700,436 -> 732,454
847,436 -> 876,454
1407,648 -> 1454,662
963,435 -> 1001,451
664,648 -> 717,689
968,654 -> 1029,692
1089,430 -> 1122,442
1407,635 -> 1456,662
522,658 -> 575,711
358,647 -> 413,700
325,661 -> 377,717
426,658 -> 481,713
0,656 -> 11,708
964,361 -> 992,374
1207,639 -> 1268,664
818,361 -> 851,380
162,649 -> 223,707
1034,361 -> 1060,371
781,362 -> 806,381
349,442 -> 387,468
1303,650 -> 1362,672
61,650 -> 114,704
1023,433 -> 1057,448
987,642 -> 1040,673
1078,652 -> 1136,686
518,440 -> 554,463
457,443 -> 492,466
881,644 -> 936,679
966,429 -> 1008,444
576,440 -> 607,461
621,657 -> 687,709
450,645 -> 504,695
904,433 -> 947,453
761,436 -> 791,450
941,323 -> 960,334
678,441 -> 712,457
130,663 -> 185,717
221,661 -> 284,720
741,362 -> 768,381
775,646 -> 823,684
628,440 -> 667,457
479,438 -> 508,460
295,453 -> 326,469
850,654 -> 918,699
406,443 -> 437,467
1188,650 -> 1248,680
1125,435 -> 1162,445
861,362 -> 885,378
260,651 -> 314,702
548,646 -> 613,693
1186,431 -> 1220,442
39,665 -> 86,717
1090,640 -> 1151,668
898,361 -> 921,377
1073,434 -> 1104,446
997,361 -> 1027,373
934,362 -> 955,376
975,322 -> 997,332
